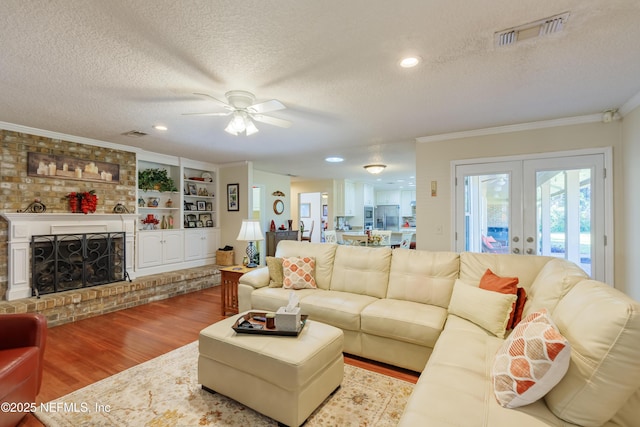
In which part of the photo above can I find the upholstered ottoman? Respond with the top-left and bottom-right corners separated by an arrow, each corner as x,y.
198,313 -> 344,427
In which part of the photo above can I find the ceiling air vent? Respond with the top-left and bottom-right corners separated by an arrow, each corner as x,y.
495,12 -> 569,47
122,130 -> 148,138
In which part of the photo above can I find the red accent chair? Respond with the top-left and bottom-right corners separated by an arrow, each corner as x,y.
0,313 -> 47,427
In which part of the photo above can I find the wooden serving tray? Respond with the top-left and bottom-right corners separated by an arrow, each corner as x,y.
232,311 -> 308,336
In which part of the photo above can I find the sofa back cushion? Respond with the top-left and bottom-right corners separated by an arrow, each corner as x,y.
459,252 -> 551,290
387,250 -> 459,308
544,280 -> 640,426
523,258 -> 589,318
275,241 -> 337,290
330,245 -> 392,298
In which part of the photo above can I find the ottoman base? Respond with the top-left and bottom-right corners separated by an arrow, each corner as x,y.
198,353 -> 343,427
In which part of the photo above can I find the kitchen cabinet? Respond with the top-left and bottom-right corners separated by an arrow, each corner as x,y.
363,183 -> 375,206
334,179 -> 355,216
184,228 -> 219,261
400,190 -> 416,216
376,190 -> 400,206
137,230 -> 184,269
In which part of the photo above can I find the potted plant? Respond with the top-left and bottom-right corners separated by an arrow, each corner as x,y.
138,168 -> 177,192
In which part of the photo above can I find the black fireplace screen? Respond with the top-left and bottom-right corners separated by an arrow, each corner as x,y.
31,232 -> 126,296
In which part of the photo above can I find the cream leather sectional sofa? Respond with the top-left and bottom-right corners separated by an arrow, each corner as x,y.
237,240 -> 640,426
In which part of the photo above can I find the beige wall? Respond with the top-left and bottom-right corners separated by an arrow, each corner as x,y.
253,169 -> 292,231
219,162 -> 251,265
415,120 -> 626,287
291,179 -> 334,229
621,106 -> 640,300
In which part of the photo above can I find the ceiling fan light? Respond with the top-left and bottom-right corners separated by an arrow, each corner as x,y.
224,121 -> 238,135
364,164 -> 386,174
230,112 -> 246,133
245,119 -> 259,136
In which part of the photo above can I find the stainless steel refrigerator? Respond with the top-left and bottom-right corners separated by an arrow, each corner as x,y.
374,205 -> 400,230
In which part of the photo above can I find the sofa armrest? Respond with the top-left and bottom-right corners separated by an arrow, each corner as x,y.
0,313 -> 47,351
238,266 -> 270,289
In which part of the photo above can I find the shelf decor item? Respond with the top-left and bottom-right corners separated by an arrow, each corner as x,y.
138,168 -> 177,192
65,190 -> 97,214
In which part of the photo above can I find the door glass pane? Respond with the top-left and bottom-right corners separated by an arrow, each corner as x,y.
463,173 -> 510,254
536,168 -> 592,275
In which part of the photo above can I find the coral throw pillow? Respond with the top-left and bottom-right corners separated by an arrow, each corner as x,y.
282,257 -> 317,289
479,269 -> 527,328
492,309 -> 571,408
266,256 -> 284,288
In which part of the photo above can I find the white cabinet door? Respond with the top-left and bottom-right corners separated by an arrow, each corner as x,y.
400,190 -> 416,216
137,232 -> 163,268
202,228 -> 219,258
162,230 -> 184,264
363,184 -> 375,206
183,229 -> 203,261
344,180 -> 355,216
376,190 -> 400,206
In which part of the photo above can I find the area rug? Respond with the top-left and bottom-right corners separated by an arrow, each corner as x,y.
35,341 -> 414,426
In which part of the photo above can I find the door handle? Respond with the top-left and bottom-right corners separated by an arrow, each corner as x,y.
526,248 -> 534,254
512,248 -> 520,254
526,237 -> 534,243
512,236 -> 519,242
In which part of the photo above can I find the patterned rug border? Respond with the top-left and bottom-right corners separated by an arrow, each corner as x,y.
35,341 -> 415,426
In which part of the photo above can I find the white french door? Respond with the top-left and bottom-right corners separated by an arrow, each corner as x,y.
454,150 -> 611,283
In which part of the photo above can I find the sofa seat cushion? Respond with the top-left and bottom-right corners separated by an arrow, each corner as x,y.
399,315 -> 578,427
360,299 -> 446,348
0,347 -> 39,396
299,290 -> 378,331
251,287 -> 322,312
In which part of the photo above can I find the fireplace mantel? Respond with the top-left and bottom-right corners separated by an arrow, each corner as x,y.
1,213 -> 138,300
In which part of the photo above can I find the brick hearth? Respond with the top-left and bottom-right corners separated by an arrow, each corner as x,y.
0,265 -> 220,327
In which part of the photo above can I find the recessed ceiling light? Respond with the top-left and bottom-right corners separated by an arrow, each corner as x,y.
400,56 -> 421,68
325,156 -> 344,163
153,125 -> 168,131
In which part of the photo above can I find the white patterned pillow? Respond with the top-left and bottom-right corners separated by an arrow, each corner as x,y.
492,309 -> 571,408
282,257 -> 317,289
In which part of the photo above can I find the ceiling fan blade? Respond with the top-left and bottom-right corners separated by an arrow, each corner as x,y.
252,114 -> 292,128
182,111 -> 232,116
248,99 -> 286,114
193,92 -> 231,109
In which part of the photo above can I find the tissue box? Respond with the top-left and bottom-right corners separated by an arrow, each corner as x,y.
276,306 -> 301,332
216,250 -> 234,266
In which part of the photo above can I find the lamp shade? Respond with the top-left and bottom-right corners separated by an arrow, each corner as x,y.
236,219 -> 265,242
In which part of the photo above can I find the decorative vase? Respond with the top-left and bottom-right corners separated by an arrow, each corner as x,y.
288,220 -> 293,230
270,220 -> 276,232
168,214 -> 174,229
161,215 -> 167,229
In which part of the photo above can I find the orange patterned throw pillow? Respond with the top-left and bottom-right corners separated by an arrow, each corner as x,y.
282,257 -> 317,289
492,309 -> 571,408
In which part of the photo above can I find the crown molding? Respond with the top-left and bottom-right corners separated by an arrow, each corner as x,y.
416,114 -> 602,144
0,121 -> 140,153
619,90 -> 640,116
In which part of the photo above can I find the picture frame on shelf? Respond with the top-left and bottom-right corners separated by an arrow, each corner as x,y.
199,213 -> 211,223
188,221 -> 196,228
196,220 -> 204,228
188,182 -> 197,195
187,214 -> 197,222
196,200 -> 206,211
206,220 -> 214,227
227,183 -> 239,211
206,201 -> 213,211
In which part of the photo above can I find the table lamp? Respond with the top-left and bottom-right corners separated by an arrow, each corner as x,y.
236,219 -> 264,268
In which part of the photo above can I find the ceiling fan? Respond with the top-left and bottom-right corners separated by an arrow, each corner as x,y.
184,91 -> 292,136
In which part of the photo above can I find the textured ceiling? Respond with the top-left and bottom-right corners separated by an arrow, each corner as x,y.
2,0 -> 640,189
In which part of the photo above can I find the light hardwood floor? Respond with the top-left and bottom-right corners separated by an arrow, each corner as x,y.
20,285 -> 419,426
